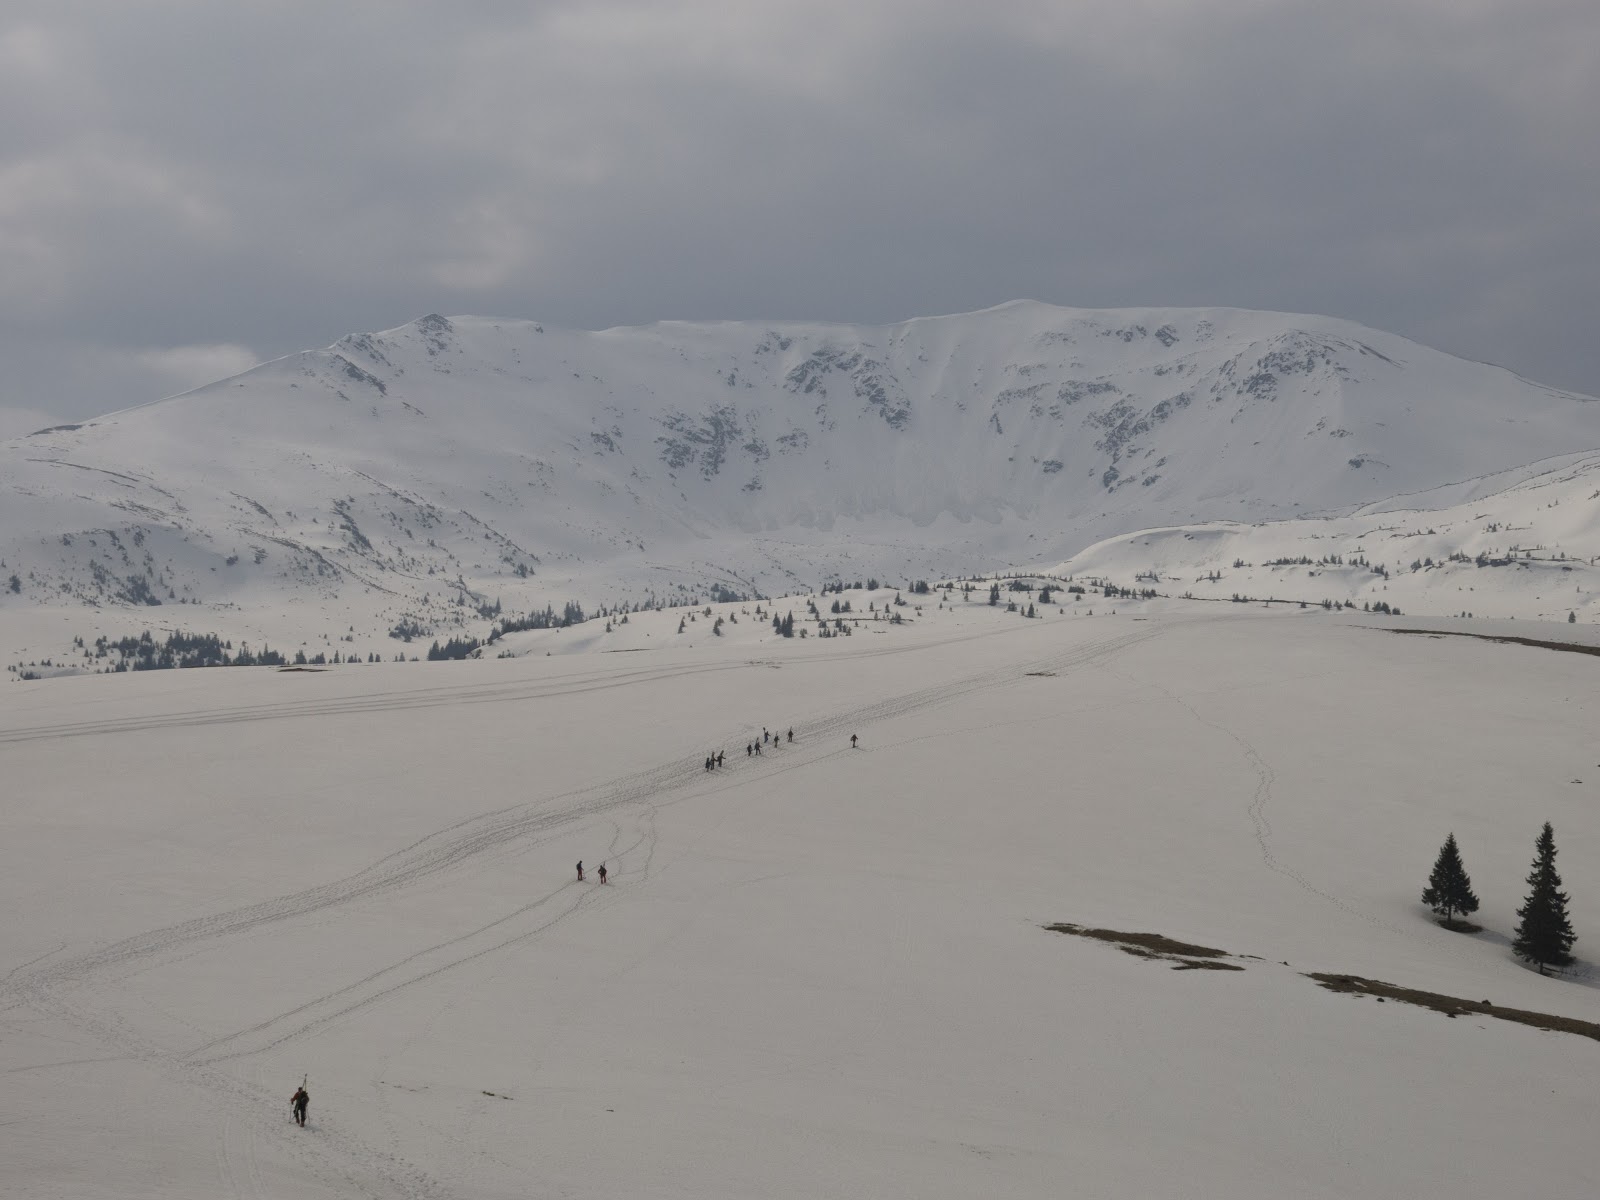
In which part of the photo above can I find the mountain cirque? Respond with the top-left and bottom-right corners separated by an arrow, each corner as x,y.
2,301 -> 1597,663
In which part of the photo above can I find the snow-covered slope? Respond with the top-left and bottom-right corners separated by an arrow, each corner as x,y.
5,608 -> 1600,1197
1052,450 -> 1600,622
2,302 -> 1597,662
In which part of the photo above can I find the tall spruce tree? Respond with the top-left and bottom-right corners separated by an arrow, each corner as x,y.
1421,833 -> 1479,929
1513,822 -> 1576,974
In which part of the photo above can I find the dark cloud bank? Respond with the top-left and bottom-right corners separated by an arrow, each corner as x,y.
1,0 -> 1596,432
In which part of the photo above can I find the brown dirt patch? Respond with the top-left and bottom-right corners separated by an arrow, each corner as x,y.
1044,923 -> 1229,959
1045,922 -> 1600,1046
1309,973 -> 1600,1042
1387,628 -> 1600,659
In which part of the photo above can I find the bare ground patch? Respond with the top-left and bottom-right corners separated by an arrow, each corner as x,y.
1046,924 -> 1600,1042
1044,923 -> 1243,970
1387,628 -> 1600,659
1308,974 -> 1600,1042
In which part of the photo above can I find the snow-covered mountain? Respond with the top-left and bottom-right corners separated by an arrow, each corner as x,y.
1051,449 -> 1600,623
2,301 -> 1597,663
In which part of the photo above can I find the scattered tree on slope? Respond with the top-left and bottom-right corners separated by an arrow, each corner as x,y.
1513,822 -> 1576,974
1421,833 -> 1479,929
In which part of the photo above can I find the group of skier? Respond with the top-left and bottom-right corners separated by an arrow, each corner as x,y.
575,860 -> 607,884
742,726 -> 794,758
702,726 -> 800,765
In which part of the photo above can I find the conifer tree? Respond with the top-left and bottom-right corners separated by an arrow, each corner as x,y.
1513,822 -> 1576,973
1421,833 -> 1479,929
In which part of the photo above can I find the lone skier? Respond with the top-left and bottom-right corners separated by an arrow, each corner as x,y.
787,728 -> 793,743
598,863 -> 608,884
850,733 -> 858,748
291,1084 -> 309,1127
576,860 -> 584,882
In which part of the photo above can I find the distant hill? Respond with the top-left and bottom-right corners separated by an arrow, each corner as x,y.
1052,449 -> 1600,623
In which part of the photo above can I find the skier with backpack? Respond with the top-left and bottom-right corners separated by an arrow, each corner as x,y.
598,863 -> 608,884
290,1082 -> 309,1127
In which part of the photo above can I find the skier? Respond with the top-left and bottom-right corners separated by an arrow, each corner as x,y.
716,751 -> 724,768
746,743 -> 752,757
598,863 -> 608,884
290,1084 -> 309,1127
577,860 -> 584,882
787,728 -> 793,743
754,740 -> 761,756
850,733 -> 858,748
763,728 -> 770,744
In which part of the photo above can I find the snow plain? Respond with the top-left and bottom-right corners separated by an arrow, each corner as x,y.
4,598 -> 1598,1199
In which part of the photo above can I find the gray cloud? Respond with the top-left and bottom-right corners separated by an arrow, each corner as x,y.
2,0 -> 1596,426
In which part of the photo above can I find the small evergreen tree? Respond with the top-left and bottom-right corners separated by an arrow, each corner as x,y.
1513,822 -> 1576,973
1421,833 -> 1479,929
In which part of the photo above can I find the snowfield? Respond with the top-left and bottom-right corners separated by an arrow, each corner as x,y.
4,601 -> 1598,1198
1053,449 -> 1600,622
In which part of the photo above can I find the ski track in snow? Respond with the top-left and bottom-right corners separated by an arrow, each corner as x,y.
1120,667 -> 1409,937
182,623 -> 1159,1064
1,621 -> 1164,1199
0,659 -> 754,746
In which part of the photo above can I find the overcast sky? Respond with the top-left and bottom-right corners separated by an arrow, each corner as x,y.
2,0 -> 1596,437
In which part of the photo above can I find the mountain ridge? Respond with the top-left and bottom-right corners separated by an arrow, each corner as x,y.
3,302 -> 1598,664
